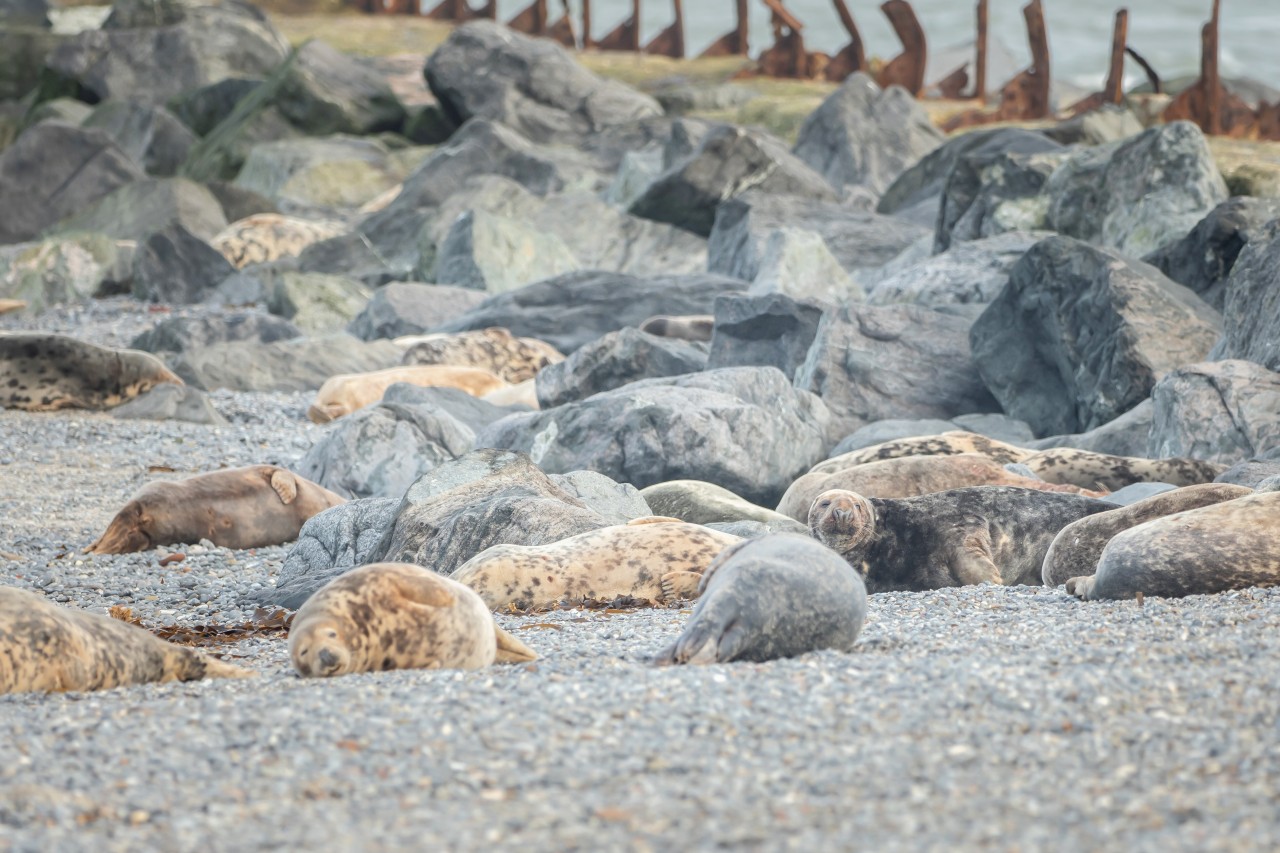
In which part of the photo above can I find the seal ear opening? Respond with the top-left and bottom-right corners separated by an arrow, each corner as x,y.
493,625 -> 537,663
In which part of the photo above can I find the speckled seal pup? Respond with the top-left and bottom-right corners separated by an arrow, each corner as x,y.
289,563 -> 537,678
1042,483 -> 1254,587
778,454 -> 1106,521
1066,491 -> 1280,601
809,431 -> 1033,476
450,517 -> 742,611
399,327 -> 564,384
1,333 -> 183,411
307,364 -> 508,423
211,214 -> 346,269
809,487 -> 1113,592
654,533 -> 866,665
638,314 -> 714,342
89,465 -> 346,554
0,586 -> 253,695
1022,448 -> 1227,491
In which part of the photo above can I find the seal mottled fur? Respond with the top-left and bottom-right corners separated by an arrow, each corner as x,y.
89,465 -> 346,554
399,327 -> 564,384
1023,448 -> 1227,490
809,431 -> 1032,475
289,563 -> 537,678
211,214 -> 345,269
1,333 -> 182,411
0,587 -> 252,694
638,314 -> 714,342
809,487 -> 1113,592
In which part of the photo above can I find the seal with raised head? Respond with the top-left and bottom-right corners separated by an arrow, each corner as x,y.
1,333 -> 183,411
1066,491 -> 1280,600
654,533 -> 866,665
450,517 -> 742,610
211,213 -> 346,269
307,364 -> 508,423
1022,448 -> 1227,491
0,587 -> 253,695
399,327 -> 564,384
1042,483 -> 1254,587
778,454 -> 1107,522
289,563 -> 537,678
809,487 -> 1113,592
809,431 -> 1033,476
639,314 -> 714,342
89,465 -> 346,554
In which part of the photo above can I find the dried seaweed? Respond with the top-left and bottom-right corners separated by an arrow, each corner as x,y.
108,606 -> 293,647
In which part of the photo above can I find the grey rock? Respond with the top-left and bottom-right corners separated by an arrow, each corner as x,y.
1215,456 -> 1280,489
347,283 -> 487,341
1041,105 -> 1144,146
170,333 -> 403,392
935,147 -> 1065,252
24,98 -> 93,127
0,234 -> 131,311
534,192 -> 709,277
266,497 -> 400,609
706,292 -> 826,379
535,327 -> 708,408
828,419 -> 967,456
0,0 -> 49,27
0,123 -> 143,245
0,29 -> 64,101
52,177 -> 227,243
262,270 -> 372,334
130,311 -> 301,354
110,382 -> 226,425
435,270 -> 747,354
1148,360 -> 1280,464
1144,197 -> 1280,311
748,228 -> 862,304
868,231 -> 1046,306
1027,399 -> 1155,458
795,302 -> 999,440
653,81 -> 756,115
131,224 -> 235,304
630,125 -> 838,237
970,236 -> 1222,437
205,181 -> 278,223
477,367 -> 833,507
232,135 -> 402,214
792,73 -> 943,198
1100,482 -> 1179,506
81,100 -> 197,177
1209,219 -> 1280,371
436,210 -> 579,293
949,413 -> 1036,445
424,20 -> 661,146
549,470 -> 651,524
276,40 -> 405,136
166,76 -> 262,137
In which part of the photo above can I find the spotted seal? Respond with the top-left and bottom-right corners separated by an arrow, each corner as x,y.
638,314 -> 714,342
809,487 -> 1113,592
211,214 -> 346,269
450,517 -> 742,610
0,587 -> 252,694
639,480 -> 802,528
307,364 -> 508,423
1042,483 -> 1254,587
289,563 -> 537,678
654,533 -> 867,665
89,465 -> 346,554
809,431 -> 1032,476
778,454 -> 1107,522
1066,491 -> 1280,600
1,333 -> 182,411
1022,448 -> 1227,490
399,327 -> 564,384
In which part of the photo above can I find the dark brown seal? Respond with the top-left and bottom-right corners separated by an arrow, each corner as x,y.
809,487 -> 1113,592
89,465 -> 346,554
1,333 -> 182,411
639,314 -> 714,342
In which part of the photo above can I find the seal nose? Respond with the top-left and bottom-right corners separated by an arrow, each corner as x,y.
835,506 -> 853,524
317,648 -> 340,671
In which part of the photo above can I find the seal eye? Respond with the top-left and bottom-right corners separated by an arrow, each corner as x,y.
817,500 -> 831,509
326,630 -> 337,638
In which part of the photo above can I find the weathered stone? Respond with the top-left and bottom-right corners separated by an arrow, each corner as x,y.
0,0 -> 49,27
747,228 -> 861,304
935,148 -> 1065,252
1027,399 -> 1155,458
1148,360 -> 1280,464
130,311 -> 301,354
1214,452 -> 1280,489
436,210 -> 579,293
706,292 -> 826,379
0,29 -> 65,101
347,283 -> 487,341
130,224 -> 235,304
110,382 -> 225,425
535,327 -> 708,408
275,39 -> 405,136
1207,219 -> 1280,371
261,271 -> 371,334
24,98 -> 93,127
81,100 -> 197,177
868,231 -> 1046,306
232,135 -> 404,214
0,234 -> 131,311
53,177 -> 227,243
170,333 -> 403,392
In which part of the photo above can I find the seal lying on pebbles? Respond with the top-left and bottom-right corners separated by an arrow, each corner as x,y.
0,299 -> 25,315
809,487 -> 1112,592
654,533 -> 866,665
89,465 -> 345,554
1042,483 -> 1254,587
1,333 -> 182,411
1066,492 -> 1280,600
1022,448 -> 1227,490
0,586 -> 252,694
289,563 -> 536,678
451,517 -> 742,611
399,327 -> 564,384
211,214 -> 346,269
778,454 -> 1107,522
307,365 -> 508,423
639,480 -> 801,528
639,314 -> 714,342
809,431 -> 1032,475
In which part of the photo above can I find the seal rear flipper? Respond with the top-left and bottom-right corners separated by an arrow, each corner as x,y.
1064,575 -> 1099,600
175,648 -> 256,681
659,571 -> 703,601
492,624 -> 538,663
269,469 -> 299,505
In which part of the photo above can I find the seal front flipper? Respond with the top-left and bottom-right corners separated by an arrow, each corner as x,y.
492,624 -> 538,663
659,571 -> 703,601
955,522 -> 1001,586
1064,576 -> 1098,600
269,469 -> 298,504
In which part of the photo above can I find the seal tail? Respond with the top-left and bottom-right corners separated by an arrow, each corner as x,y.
493,625 -> 538,663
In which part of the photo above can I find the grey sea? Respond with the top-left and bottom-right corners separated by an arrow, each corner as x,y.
490,0 -> 1278,90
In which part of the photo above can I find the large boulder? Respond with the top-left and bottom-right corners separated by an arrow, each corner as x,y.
1207,219 -> 1280,371
170,333 -> 403,391
80,100 -> 197,178
232,135 -> 405,214
434,270 -> 747,354
1214,451 -> 1280,489
0,123 -> 143,245
130,224 -> 235,304
275,39 -> 405,136
534,327 -> 708,408
130,311 -> 301,354
532,192 -> 709,277
263,271 -> 372,334
477,367 -> 833,506
0,0 -> 49,27
629,125 -> 838,237
1148,360 -> 1280,464
435,210 -> 580,293
346,283 -> 487,341
935,147 -> 1066,253
867,231 -> 1045,306
791,73 -> 943,198
52,177 -> 227,243
423,20 -> 661,146
970,236 -> 1223,437
0,234 -> 132,311
706,292 -> 826,379
794,303 -> 999,439
1027,399 -> 1154,458
747,228 -> 861,304
0,29 -> 64,101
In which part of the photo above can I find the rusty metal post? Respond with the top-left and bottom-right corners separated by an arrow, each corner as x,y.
1103,9 -> 1128,103
507,0 -> 548,35
583,0 -> 593,48
756,3 -> 811,79
876,0 -> 927,95
974,0 -> 988,98
1163,0 -> 1257,137
701,0 -> 750,57
824,0 -> 866,81
424,0 -> 495,20
645,0 -> 687,58
597,0 -> 641,52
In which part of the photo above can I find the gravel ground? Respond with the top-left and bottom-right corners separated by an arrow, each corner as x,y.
3,307 -> 1280,851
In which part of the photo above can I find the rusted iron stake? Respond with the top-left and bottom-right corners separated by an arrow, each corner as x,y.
824,0 -> 866,81
700,0 -> 750,57
597,0 -> 642,52
876,0 -> 927,96
645,0 -> 686,57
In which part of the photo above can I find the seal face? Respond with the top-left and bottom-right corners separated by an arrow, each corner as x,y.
307,365 -> 508,423
638,315 -> 714,342
0,587 -> 252,695
289,562 -> 537,678
450,517 -> 742,610
1042,483 -> 1254,587
1066,491 -> 1280,601
654,533 -> 867,665
400,327 -> 564,384
809,487 -> 1113,592
1,333 -> 183,411
89,465 -> 346,554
